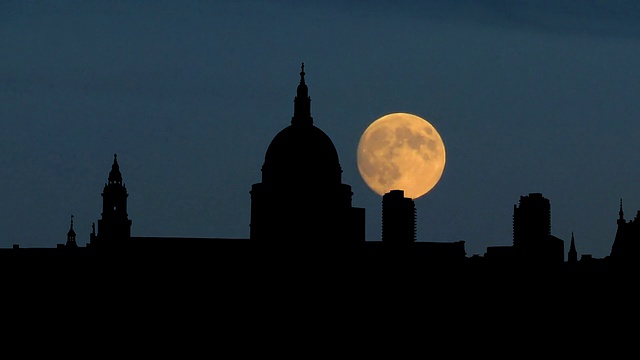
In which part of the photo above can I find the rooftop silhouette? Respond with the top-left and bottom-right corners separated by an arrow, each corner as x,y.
2,66 -> 638,310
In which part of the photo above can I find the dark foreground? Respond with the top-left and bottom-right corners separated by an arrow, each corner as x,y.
1,244 -> 636,354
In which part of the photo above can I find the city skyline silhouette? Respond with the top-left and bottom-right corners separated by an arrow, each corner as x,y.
5,2 -> 640,261
2,65 -> 636,281
4,4 -> 640,340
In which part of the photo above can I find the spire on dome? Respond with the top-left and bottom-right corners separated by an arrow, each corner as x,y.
108,153 -> 123,185
292,62 -> 313,126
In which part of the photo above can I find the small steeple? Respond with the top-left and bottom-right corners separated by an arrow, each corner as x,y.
66,214 -> 78,248
618,198 -> 626,225
568,232 -> 577,263
619,199 -> 624,219
108,153 -> 123,185
291,62 -> 313,126
67,214 -> 76,237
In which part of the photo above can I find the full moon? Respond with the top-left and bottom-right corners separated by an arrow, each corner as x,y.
357,112 -> 446,199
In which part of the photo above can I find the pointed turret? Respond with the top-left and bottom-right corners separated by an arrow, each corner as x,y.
618,198 -> 625,225
92,154 -> 132,247
66,214 -> 78,248
291,62 -> 313,126
610,198 -> 636,262
568,232 -> 577,263
108,153 -> 123,185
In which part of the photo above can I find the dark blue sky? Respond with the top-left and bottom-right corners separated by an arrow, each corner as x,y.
2,0 -> 640,259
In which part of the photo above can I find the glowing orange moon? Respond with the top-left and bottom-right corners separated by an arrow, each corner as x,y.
357,112 -> 446,199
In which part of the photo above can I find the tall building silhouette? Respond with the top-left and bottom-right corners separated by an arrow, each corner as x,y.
90,154 -> 132,247
512,192 -> 563,264
513,192 -> 551,247
382,189 -> 416,244
249,64 -> 365,244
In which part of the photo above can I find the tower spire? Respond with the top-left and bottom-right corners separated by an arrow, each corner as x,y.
291,62 -> 313,126
68,214 -> 75,234
93,153 -> 132,247
568,231 -> 577,263
618,198 -> 625,225
108,153 -> 122,185
66,214 -> 77,248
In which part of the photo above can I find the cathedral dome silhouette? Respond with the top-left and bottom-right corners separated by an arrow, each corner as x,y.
261,63 -> 342,186
249,64 -> 364,243
262,124 -> 342,186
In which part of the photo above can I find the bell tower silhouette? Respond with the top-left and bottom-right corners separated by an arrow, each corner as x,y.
92,154 -> 132,247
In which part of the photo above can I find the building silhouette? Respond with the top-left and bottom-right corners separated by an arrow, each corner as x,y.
89,153 -> 132,248
512,192 -> 564,264
513,192 -> 550,248
249,63 -> 365,245
483,192 -> 564,265
65,214 -> 77,248
2,64 -> 639,344
610,199 -> 640,264
0,65 -> 637,297
382,189 -> 416,244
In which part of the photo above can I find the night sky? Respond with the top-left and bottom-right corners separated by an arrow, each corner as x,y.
3,0 -> 640,259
